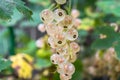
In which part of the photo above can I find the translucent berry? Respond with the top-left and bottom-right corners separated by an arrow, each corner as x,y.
54,9 -> 66,22
63,63 -> 75,75
46,23 -> 63,37
56,44 -> 69,56
70,42 -> 80,53
60,74 -> 72,80
40,9 -> 54,24
54,33 -> 66,47
36,38 -> 44,48
71,9 -> 80,18
50,54 -> 59,64
59,62 -> 75,75
50,54 -> 66,64
73,19 -> 81,28
57,55 -> 66,64
55,0 -> 66,4
68,53 -> 77,63
66,28 -> 78,41
59,15 -> 73,30
48,37 -> 57,48
38,24 -> 46,33
45,23 -> 57,36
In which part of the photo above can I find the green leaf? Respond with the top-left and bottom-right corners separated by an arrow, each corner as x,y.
0,29 -> 10,54
0,9 -> 23,26
92,37 -> 115,49
14,0 -> 32,20
34,58 -> 52,69
0,0 -> 32,21
0,0 -> 14,20
16,40 -> 37,56
53,73 -> 60,80
96,26 -> 115,36
0,58 -> 12,71
78,30 -> 88,37
96,0 -> 120,17
92,26 -> 120,49
72,59 -> 83,80
20,7 -> 41,27
114,38 -> 120,60
29,0 -> 51,7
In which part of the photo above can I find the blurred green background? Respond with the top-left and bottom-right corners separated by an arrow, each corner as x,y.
0,0 -> 120,80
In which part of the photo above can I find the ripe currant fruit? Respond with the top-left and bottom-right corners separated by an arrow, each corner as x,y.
40,1 -> 80,79
40,9 -> 54,24
54,9 -> 66,22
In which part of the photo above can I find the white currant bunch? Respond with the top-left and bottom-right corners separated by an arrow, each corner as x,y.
40,0 -> 80,80
83,48 -> 120,80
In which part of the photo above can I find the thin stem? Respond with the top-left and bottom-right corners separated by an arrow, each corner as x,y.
8,27 -> 15,55
68,0 -> 72,15
67,41 -> 73,59
74,0 -> 78,9
49,3 -> 56,10
51,4 -> 60,11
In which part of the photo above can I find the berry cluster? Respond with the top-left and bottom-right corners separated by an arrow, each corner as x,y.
40,0 -> 80,80
83,48 -> 120,80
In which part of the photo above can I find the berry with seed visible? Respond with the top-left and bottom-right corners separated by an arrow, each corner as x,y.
70,42 -> 80,53
54,33 -> 66,47
69,53 -> 77,63
66,28 -> 78,41
54,9 -> 66,22
50,54 -> 59,64
60,74 -> 71,80
48,37 -> 57,48
63,62 -> 75,75
59,15 -> 73,30
56,44 -> 69,56
40,9 -> 54,24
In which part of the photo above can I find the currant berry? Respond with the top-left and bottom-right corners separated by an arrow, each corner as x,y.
71,9 -> 80,18
59,15 -> 73,30
57,55 -> 67,64
38,24 -> 46,32
60,74 -> 72,80
40,9 -> 54,24
73,19 -> 81,28
70,42 -> 80,53
59,62 -> 75,76
64,63 -> 75,75
54,33 -> 66,47
55,0 -> 66,4
54,9 -> 66,22
56,44 -> 69,56
50,54 -> 59,64
48,37 -> 57,48
66,28 -> 78,41
45,23 -> 57,36
50,54 -> 66,64
68,53 -> 77,63
36,38 -> 44,48
46,23 -> 63,37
